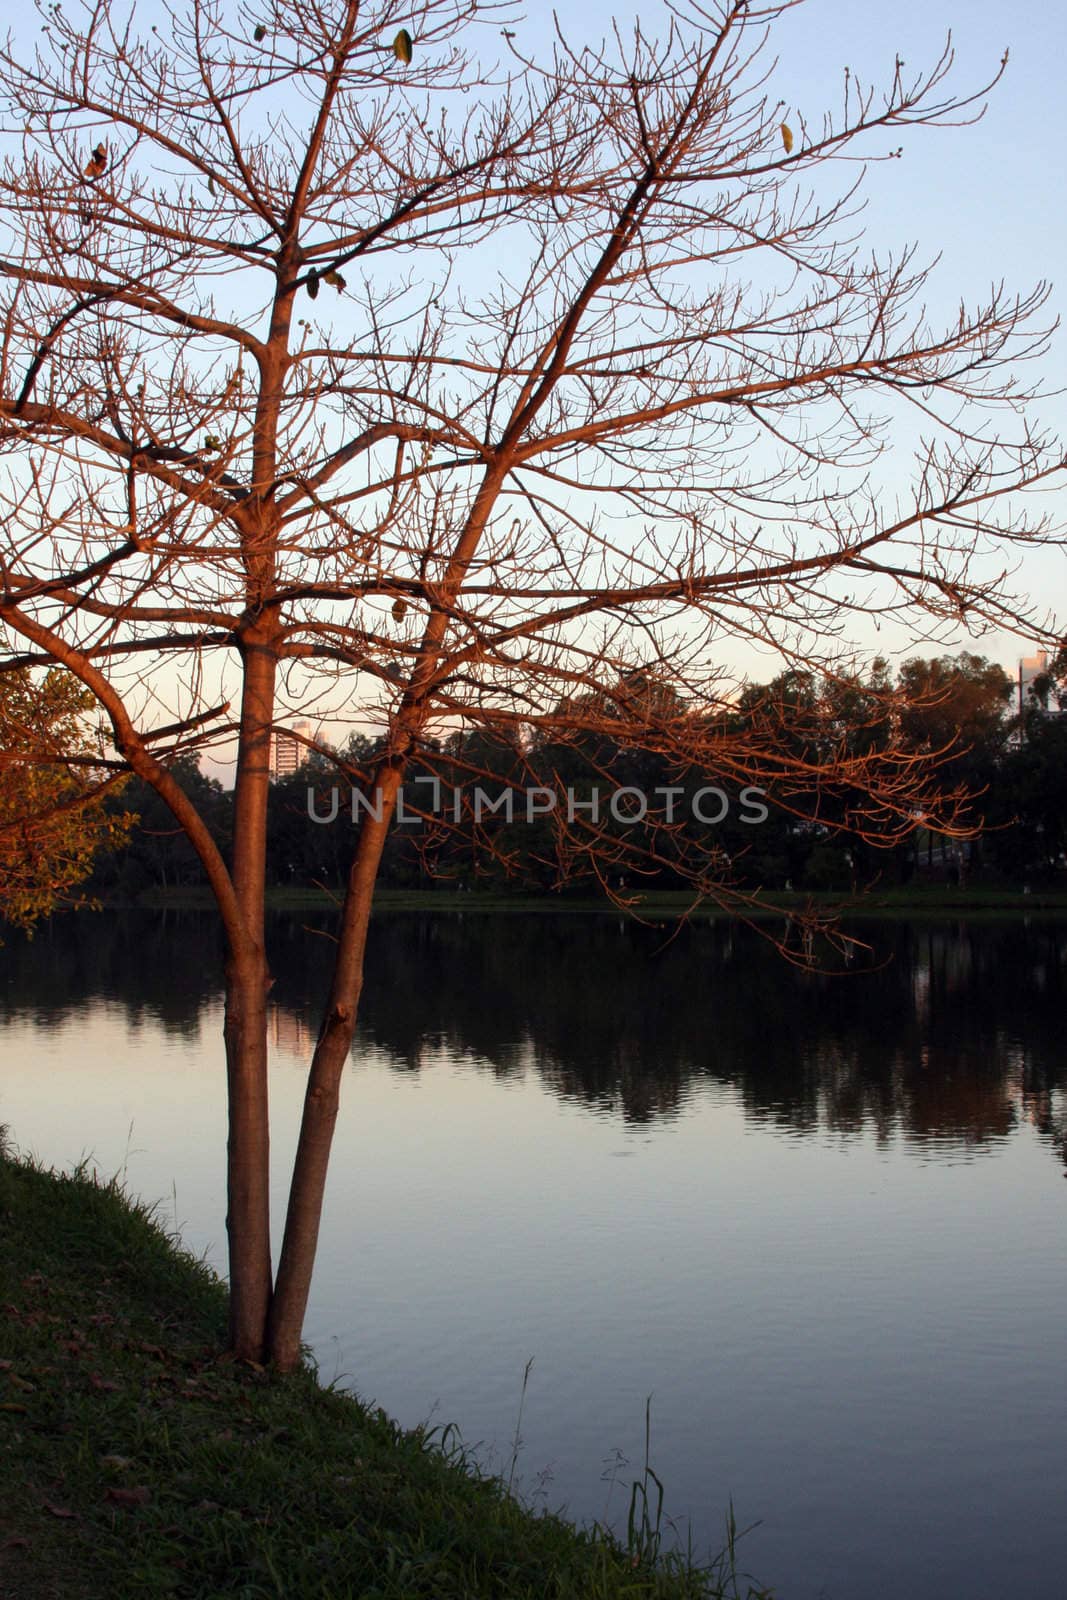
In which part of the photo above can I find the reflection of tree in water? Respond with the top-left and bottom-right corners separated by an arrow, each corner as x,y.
5,909 -> 1065,1169
0,909 -> 223,1037
335,913 -> 1066,1167
349,913 -> 698,1124
1020,1081 -> 1067,1170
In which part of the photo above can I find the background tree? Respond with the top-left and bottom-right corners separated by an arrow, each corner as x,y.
0,661 -> 131,932
895,653 -> 1013,874
896,653 -> 1012,795
1027,645 -> 1067,714
0,0 -> 1062,1366
88,751 -> 231,895
991,645 -> 1067,878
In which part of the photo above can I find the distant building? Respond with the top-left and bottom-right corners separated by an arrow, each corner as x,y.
1017,650 -> 1050,718
269,1003 -> 312,1059
272,719 -> 313,780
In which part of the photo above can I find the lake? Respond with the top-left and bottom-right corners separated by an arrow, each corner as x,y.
1,908 -> 1065,1599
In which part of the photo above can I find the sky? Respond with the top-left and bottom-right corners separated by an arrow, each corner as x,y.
3,0 -> 1065,777
313,0 -> 1067,762
523,0 -> 1067,672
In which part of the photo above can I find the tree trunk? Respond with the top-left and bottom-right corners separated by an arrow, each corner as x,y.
267,764 -> 402,1371
224,626 -> 278,1359
223,947 -> 273,1359
267,465 -> 506,1369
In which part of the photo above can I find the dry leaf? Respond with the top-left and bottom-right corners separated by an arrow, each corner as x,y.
83,143 -> 107,178
780,122 -> 794,155
393,28 -> 413,64
105,1486 -> 151,1507
43,1503 -> 76,1520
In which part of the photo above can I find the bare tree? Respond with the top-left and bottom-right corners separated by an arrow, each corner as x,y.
0,0 -> 1061,1365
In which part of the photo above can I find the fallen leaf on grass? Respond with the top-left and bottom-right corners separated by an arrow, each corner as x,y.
3,1536 -> 30,1550
0,1403 -> 28,1414
43,1503 -> 76,1520
105,1486 -> 151,1507
99,1454 -> 133,1471
88,1373 -> 120,1392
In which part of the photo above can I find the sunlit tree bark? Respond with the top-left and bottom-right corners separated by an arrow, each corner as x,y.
0,0 -> 1062,1363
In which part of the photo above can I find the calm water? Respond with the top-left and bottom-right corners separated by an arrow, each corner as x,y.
2,910 -> 1065,1599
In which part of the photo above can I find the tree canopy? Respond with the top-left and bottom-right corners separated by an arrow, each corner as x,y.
0,663 -> 132,933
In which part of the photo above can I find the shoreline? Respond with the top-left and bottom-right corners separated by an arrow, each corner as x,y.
95,884 -> 1067,919
0,1145 -> 770,1599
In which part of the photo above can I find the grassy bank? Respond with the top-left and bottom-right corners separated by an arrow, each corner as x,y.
0,1146 -> 772,1600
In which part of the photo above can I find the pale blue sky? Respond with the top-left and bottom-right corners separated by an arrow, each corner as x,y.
506,0 -> 1067,672
4,0 -> 1064,770
519,0 -> 1066,321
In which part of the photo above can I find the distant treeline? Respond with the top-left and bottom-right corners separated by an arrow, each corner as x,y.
87,651 -> 1067,898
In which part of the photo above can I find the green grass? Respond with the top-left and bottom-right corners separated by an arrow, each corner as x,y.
123,882 -> 1067,918
0,1142 -> 773,1600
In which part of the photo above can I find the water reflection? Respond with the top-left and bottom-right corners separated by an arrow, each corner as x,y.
3,910 -> 1064,1171
4,909 -> 1067,1600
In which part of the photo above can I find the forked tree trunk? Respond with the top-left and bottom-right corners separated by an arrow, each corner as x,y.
266,765 -> 403,1371
266,469 -> 505,1368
